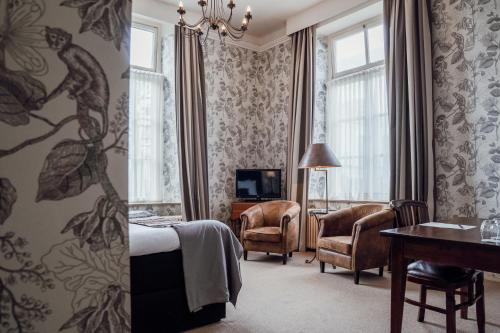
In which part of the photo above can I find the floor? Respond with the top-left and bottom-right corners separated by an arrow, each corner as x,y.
189,252 -> 500,333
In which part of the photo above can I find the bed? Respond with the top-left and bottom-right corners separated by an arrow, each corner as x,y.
129,214 -> 236,332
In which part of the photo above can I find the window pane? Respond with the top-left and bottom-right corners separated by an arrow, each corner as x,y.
368,25 -> 384,63
131,26 -> 156,70
326,66 -> 389,201
334,31 -> 366,73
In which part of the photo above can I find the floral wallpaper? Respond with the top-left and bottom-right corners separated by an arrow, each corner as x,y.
0,0 -> 131,331
432,0 -> 500,219
204,40 -> 292,221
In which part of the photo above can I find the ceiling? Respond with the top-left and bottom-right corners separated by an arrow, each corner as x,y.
161,0 -> 325,37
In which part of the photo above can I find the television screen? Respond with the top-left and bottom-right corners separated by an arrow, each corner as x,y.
236,169 -> 281,199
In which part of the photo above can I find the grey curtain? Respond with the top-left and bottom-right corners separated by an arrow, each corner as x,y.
384,0 -> 435,216
175,26 -> 210,221
286,27 -> 315,251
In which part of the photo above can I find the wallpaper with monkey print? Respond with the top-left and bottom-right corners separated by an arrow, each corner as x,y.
0,0 -> 131,332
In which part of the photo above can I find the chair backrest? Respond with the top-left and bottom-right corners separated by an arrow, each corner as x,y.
260,200 -> 298,227
390,200 -> 429,227
351,204 -> 386,222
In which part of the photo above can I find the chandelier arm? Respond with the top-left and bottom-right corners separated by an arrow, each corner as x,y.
183,17 -> 206,29
226,22 -> 244,34
202,24 -> 210,45
201,3 -> 208,20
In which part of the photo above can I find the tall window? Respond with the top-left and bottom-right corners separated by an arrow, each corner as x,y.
326,22 -> 389,201
129,23 -> 169,203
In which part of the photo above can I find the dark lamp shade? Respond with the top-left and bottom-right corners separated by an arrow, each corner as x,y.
298,143 -> 342,169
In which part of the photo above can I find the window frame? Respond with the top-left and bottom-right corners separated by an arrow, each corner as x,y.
329,16 -> 384,79
131,21 -> 161,73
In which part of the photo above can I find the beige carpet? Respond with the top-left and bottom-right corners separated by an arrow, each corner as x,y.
188,252 -> 500,333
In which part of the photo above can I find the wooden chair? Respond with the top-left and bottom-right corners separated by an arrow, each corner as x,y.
390,200 -> 485,333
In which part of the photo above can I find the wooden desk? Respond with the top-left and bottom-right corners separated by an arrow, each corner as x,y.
381,218 -> 500,333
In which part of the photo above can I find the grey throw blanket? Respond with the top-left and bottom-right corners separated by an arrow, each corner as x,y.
172,220 -> 243,312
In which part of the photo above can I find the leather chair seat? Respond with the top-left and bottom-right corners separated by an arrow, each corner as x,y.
317,236 -> 353,255
244,226 -> 281,243
407,260 -> 476,284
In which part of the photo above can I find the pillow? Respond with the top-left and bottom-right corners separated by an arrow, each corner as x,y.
128,210 -> 157,219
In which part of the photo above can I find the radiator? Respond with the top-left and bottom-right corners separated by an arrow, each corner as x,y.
306,214 -> 319,250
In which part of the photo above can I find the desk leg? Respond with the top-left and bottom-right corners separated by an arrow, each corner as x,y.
391,239 -> 407,333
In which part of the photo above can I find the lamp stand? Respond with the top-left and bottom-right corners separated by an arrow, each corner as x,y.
305,168 -> 329,264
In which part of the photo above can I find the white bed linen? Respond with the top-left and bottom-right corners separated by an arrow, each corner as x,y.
129,223 -> 180,256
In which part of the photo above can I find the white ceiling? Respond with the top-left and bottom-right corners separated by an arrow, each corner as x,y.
161,0 -> 325,37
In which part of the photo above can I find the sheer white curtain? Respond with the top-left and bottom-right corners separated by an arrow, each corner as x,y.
129,69 -> 165,203
326,66 -> 389,201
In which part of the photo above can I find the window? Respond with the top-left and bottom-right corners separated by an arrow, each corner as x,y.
129,22 -> 179,203
326,21 -> 389,201
332,23 -> 385,77
130,23 -> 158,71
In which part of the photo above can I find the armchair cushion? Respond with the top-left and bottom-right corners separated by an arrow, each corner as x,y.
317,236 -> 353,255
244,226 -> 281,243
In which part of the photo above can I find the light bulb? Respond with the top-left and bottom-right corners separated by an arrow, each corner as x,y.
179,1 -> 184,8
246,5 -> 251,12
242,17 -> 248,25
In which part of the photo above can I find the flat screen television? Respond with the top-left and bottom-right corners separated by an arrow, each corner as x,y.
235,169 -> 282,200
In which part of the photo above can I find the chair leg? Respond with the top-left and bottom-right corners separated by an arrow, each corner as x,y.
476,273 -> 485,333
354,270 -> 360,285
266,252 -> 269,255
460,286 -> 469,319
289,252 -> 293,257
320,261 -> 325,273
243,250 -> 247,261
418,285 -> 427,322
379,266 -> 384,277
331,265 -> 336,269
445,290 -> 456,333
282,254 -> 287,265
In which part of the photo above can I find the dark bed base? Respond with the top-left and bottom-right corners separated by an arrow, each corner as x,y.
131,250 -> 226,332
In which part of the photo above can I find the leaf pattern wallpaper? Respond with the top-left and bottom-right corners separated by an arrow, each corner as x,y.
0,0 -> 131,331
204,39 -> 292,221
432,0 -> 500,219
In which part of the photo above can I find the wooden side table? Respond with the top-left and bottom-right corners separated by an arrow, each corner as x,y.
230,201 -> 263,238
305,209 -> 336,263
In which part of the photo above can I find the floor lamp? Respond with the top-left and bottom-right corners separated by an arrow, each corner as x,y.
299,143 -> 341,263
298,143 -> 342,214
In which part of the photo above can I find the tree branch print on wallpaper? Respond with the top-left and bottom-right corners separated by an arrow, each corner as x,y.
433,0 -> 500,219
0,0 -> 131,331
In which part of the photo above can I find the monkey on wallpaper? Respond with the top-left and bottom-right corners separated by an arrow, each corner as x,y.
42,27 -> 110,139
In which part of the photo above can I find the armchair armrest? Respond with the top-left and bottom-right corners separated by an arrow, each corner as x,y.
280,203 -> 301,233
351,209 -> 395,269
281,204 -> 301,224
240,205 -> 264,231
318,208 -> 355,237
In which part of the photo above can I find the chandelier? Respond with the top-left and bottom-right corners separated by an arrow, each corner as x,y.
177,0 -> 253,43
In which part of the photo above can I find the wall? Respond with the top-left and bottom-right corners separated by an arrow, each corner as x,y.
0,0 -> 131,331
205,40 -> 292,221
432,0 -> 500,219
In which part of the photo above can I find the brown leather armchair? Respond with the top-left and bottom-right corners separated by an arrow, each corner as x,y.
240,200 -> 301,265
317,204 -> 395,284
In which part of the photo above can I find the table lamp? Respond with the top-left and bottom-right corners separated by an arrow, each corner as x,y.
298,143 -> 341,213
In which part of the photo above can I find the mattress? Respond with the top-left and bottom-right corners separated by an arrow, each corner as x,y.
129,223 -> 180,256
